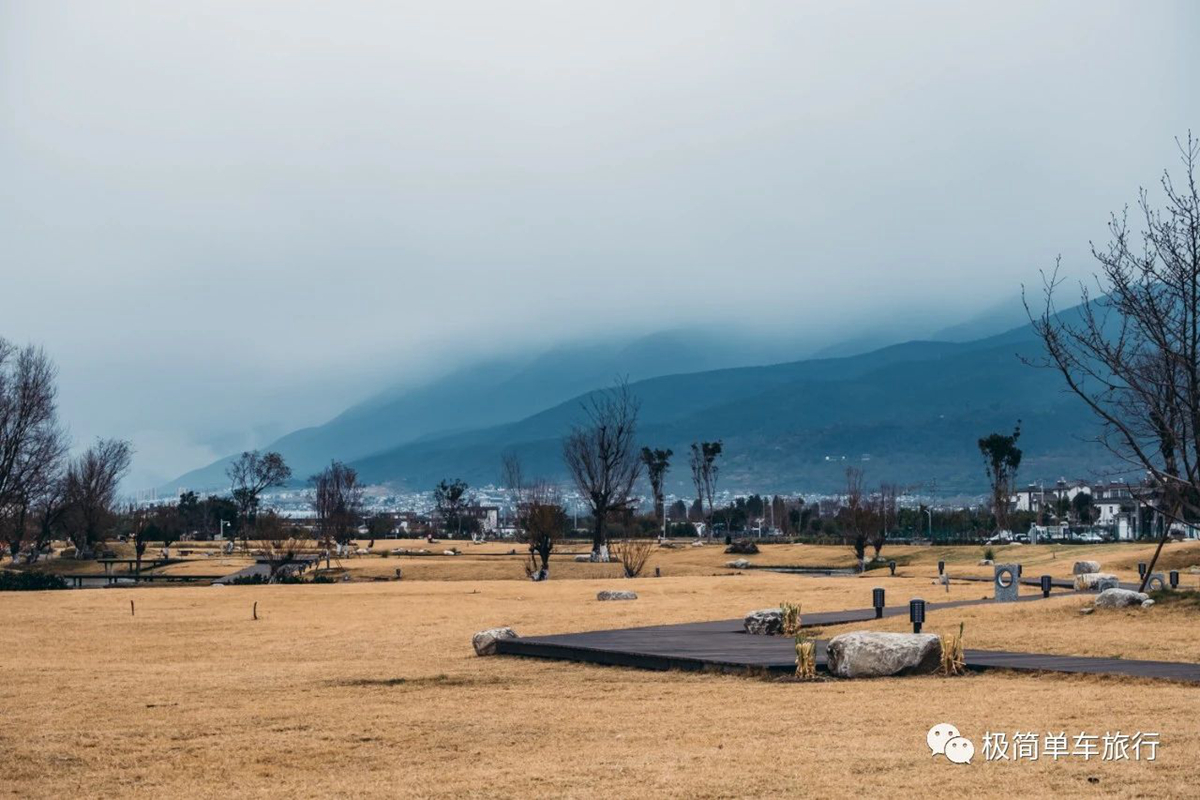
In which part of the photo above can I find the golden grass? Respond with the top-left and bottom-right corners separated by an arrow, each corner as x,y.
2,572 -> 1198,797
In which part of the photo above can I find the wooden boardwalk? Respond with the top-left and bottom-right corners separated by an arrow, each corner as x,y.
497,592 -> 1200,683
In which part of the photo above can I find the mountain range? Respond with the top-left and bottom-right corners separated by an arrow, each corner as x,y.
169,296 -> 1119,496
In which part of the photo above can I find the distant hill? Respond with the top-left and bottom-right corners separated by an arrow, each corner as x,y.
168,303 -> 1110,496
166,327 -> 811,492
346,312 -> 1118,494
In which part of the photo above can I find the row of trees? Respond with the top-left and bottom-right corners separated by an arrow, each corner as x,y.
0,340 -> 134,562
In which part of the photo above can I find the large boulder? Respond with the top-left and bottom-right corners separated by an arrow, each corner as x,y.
1072,561 -> 1102,575
826,632 -> 942,678
596,590 -> 638,601
573,554 -> 592,562
743,608 -> 783,635
725,540 -> 760,555
727,558 -> 751,569
1074,572 -> 1119,591
1094,588 -> 1149,609
472,627 -> 518,656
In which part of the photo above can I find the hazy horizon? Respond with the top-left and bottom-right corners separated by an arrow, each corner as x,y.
3,1 -> 1198,488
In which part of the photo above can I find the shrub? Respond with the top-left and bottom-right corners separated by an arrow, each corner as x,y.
983,547 -> 996,561
0,571 -> 69,591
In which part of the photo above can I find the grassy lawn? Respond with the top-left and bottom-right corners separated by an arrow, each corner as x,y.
2,565 -> 1198,797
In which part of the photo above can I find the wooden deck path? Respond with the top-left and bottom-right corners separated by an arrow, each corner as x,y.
497,591 -> 1200,683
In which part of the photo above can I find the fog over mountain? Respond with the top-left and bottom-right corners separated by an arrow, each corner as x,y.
3,2 -> 1197,489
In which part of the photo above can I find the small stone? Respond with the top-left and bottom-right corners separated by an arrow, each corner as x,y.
978,559 -> 994,566
1072,561 -> 1101,575
743,608 -> 783,635
1079,605 -> 1094,615
1141,598 -> 1156,608
596,590 -> 638,601
573,554 -> 592,562
727,559 -> 751,569
472,627 -> 518,656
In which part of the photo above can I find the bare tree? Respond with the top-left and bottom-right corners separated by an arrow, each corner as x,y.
562,381 -> 642,560
64,439 -> 132,556
840,467 -> 874,571
978,423 -> 1022,534
226,451 -> 292,538
688,441 -> 722,540
499,450 -> 525,533
871,482 -> 900,559
640,447 -> 672,536
1027,134 -> 1200,590
518,480 -> 565,581
258,510 -> 312,581
309,460 -> 364,548
0,340 -> 67,559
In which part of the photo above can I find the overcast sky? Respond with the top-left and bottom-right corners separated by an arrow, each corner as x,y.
2,1 -> 1198,488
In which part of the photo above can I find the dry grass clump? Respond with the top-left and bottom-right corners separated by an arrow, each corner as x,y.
939,621 -> 966,676
780,600 -> 802,636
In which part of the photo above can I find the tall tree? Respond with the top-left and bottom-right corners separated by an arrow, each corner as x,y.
309,460 -> 364,547
226,450 -> 292,534
688,441 -> 722,540
0,340 -> 67,559
64,438 -> 133,556
640,447 -> 672,535
978,423 -> 1022,534
562,381 -> 642,560
1028,135 -> 1200,590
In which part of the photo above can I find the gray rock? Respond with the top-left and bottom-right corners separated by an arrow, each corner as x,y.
826,631 -> 942,678
978,559 -> 994,566
1072,560 -> 1101,575
596,590 -> 638,601
1145,573 -> 1167,592
1078,605 -> 1094,615
743,608 -> 783,635
1094,588 -> 1149,608
472,627 -> 518,656
1074,572 -> 1119,591
1141,598 -> 1156,608
727,558 -> 751,569
573,554 -> 592,562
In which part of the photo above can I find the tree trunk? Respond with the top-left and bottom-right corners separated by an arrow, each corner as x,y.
1138,503 -> 1178,592
591,512 -> 609,561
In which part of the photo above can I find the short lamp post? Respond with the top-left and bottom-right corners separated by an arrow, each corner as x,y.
1138,562 -> 1148,579
909,598 -> 926,634
1169,570 -> 1179,589
1040,574 -> 1052,598
873,587 -> 886,619
937,560 -> 945,576
888,559 -> 897,576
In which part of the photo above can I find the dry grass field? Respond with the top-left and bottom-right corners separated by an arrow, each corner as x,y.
3,559 -> 1199,798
